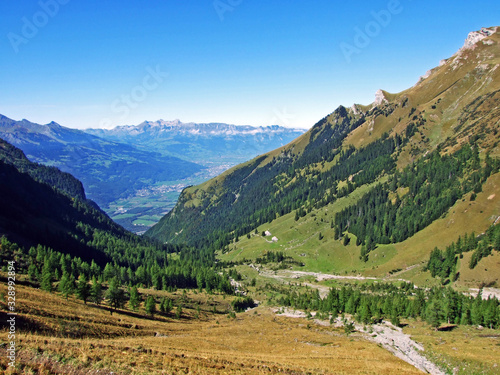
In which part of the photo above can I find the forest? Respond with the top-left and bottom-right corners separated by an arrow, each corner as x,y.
334,144 -> 500,261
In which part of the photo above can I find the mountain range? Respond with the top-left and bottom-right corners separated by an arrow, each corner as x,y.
0,117 -> 305,232
85,120 -> 306,165
0,115 -> 202,207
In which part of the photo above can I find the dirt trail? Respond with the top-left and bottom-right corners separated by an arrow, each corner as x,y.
258,269 -> 379,282
275,308 -> 445,375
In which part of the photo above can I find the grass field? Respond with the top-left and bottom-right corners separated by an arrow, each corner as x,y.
0,283 -> 426,374
404,321 -> 500,375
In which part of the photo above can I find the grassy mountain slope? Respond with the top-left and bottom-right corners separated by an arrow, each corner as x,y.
147,27 -> 500,285
0,283 -> 426,374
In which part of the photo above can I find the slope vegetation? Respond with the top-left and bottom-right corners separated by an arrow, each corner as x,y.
148,27 -> 500,285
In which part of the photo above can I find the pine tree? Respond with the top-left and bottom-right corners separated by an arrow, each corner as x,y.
357,299 -> 370,324
175,304 -> 183,319
483,301 -> 497,329
334,226 -> 340,240
103,263 -> 115,281
460,304 -> 472,326
145,295 -> 156,316
160,297 -> 173,314
58,271 -> 75,299
77,273 -> 91,304
425,300 -> 443,329
90,277 -> 103,305
106,277 -> 126,313
470,292 -> 483,326
129,286 -> 140,312
40,259 -> 53,292
90,260 -> 100,277
28,263 -> 38,282
443,288 -> 458,324
343,234 -> 350,246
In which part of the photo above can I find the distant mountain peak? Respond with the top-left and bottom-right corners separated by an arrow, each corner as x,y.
90,120 -> 306,137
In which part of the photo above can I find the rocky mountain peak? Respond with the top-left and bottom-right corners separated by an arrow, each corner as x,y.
460,26 -> 497,51
373,89 -> 388,106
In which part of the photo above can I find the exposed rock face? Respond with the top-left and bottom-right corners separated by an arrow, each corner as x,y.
350,104 -> 362,116
460,27 -> 497,51
373,89 -> 388,106
414,27 -> 498,87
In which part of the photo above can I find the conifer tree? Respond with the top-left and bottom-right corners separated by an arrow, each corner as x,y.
106,277 -> 126,313
483,301 -> 497,329
425,300 -> 443,329
58,271 -> 75,299
160,297 -> 173,314
334,226 -> 340,240
28,263 -> 39,282
175,304 -> 183,319
129,286 -> 140,311
41,259 -> 53,292
90,277 -> 103,305
145,295 -> 156,316
77,273 -> 91,304
343,234 -> 350,246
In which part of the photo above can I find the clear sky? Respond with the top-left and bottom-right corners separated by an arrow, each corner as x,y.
1,1 -> 499,130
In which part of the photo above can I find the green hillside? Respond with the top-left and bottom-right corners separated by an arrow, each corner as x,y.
147,27 -> 500,286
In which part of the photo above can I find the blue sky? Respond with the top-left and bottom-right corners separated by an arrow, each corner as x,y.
0,1 -> 499,130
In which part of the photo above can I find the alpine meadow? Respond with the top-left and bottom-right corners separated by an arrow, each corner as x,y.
1,2 -> 500,374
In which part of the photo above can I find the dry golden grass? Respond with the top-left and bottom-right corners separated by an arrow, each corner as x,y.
458,251 -> 500,288
0,283 -> 423,374
404,321 -> 500,375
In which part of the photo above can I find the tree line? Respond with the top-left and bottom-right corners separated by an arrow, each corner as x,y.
0,235 -> 235,311
273,281 -> 500,329
334,144 -> 499,261
427,223 -> 500,281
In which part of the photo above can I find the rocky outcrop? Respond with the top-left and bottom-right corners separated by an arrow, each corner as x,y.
460,27 -> 497,52
373,89 -> 388,106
